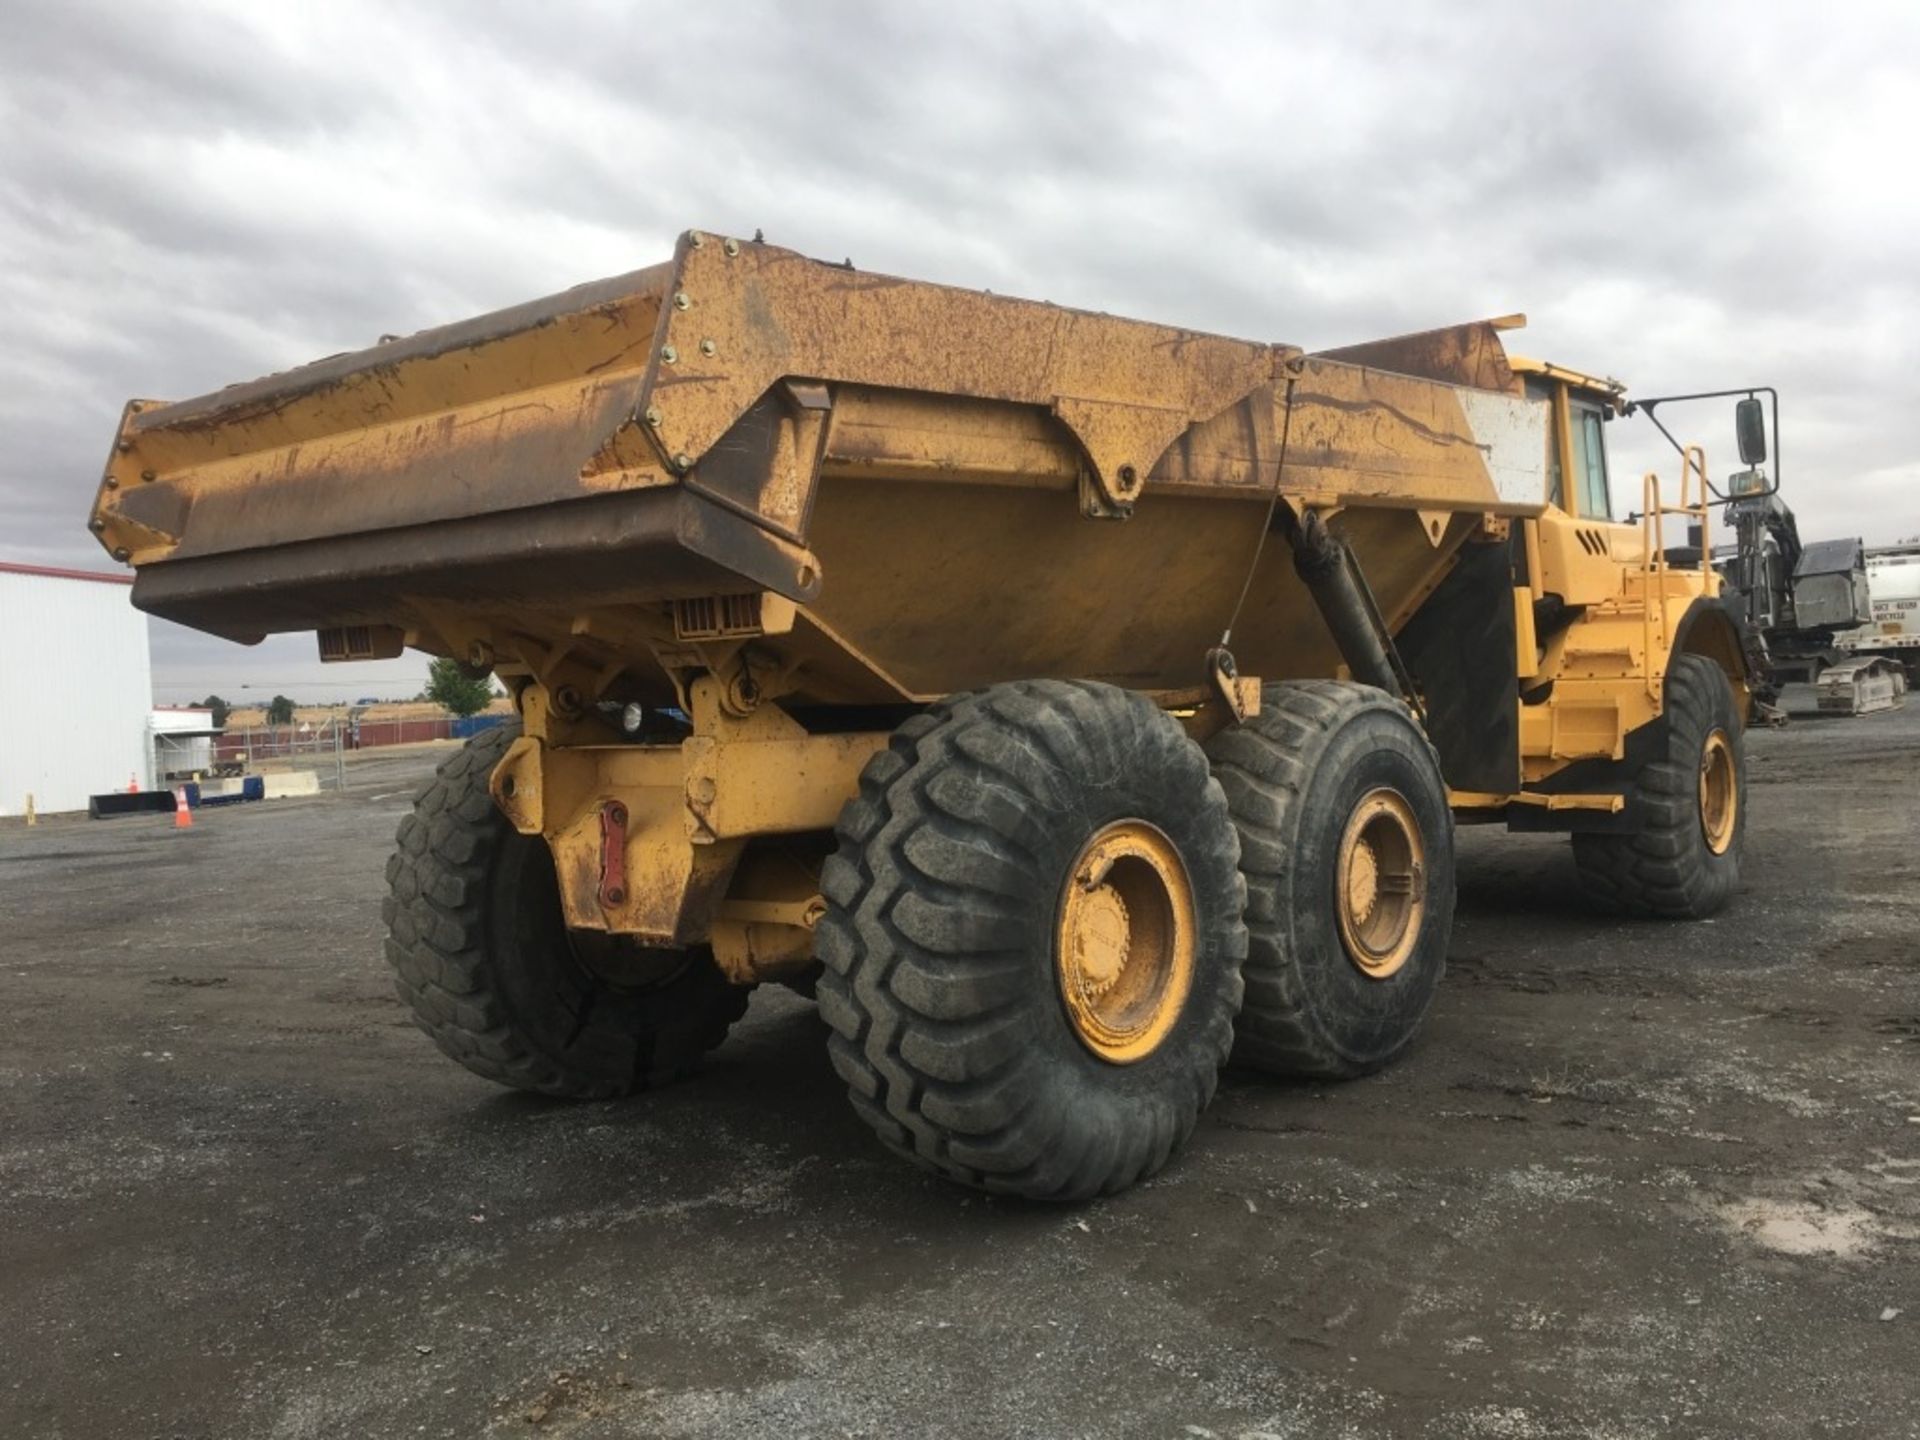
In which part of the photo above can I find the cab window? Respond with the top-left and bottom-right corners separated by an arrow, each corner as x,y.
1570,405 -> 1611,520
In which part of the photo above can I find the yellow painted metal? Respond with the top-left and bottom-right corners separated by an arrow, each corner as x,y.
1333,789 -> 1426,979
1520,516 -> 1545,603
491,678 -> 884,946
1700,730 -> 1738,855
635,232 -> 1295,520
89,272 -> 676,572
1513,586 -> 1540,679
92,231 -> 1541,701
1636,448 -> 1715,697
1055,821 -> 1197,1064
1507,355 -> 1628,406
1449,789 -> 1625,813
709,847 -> 828,984
1511,371 -> 1738,798
677,679 -> 887,842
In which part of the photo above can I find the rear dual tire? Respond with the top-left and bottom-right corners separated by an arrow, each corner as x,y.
383,725 -> 746,1098
815,681 -> 1248,1202
1205,682 -> 1456,1079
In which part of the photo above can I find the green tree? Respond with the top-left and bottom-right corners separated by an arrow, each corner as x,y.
197,694 -> 232,728
266,694 -> 296,726
425,656 -> 493,718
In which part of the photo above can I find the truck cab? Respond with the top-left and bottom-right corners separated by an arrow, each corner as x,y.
1510,356 -> 1650,601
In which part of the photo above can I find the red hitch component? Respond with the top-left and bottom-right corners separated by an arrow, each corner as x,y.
598,801 -> 629,910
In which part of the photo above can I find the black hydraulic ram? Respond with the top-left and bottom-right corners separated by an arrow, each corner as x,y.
1285,508 -> 1420,707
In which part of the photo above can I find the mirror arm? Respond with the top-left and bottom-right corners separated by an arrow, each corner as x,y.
1624,385 -> 1780,507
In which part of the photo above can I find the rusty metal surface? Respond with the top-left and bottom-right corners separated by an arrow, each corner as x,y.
126,487 -> 803,645
625,231 -> 1296,517
499,677 -> 884,947
1314,318 -> 1525,396
90,228 -> 1545,709
134,265 -> 675,432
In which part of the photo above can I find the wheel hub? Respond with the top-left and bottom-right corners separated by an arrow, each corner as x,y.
1068,886 -> 1132,998
1334,788 -> 1425,980
1345,838 -> 1381,929
1699,729 -> 1737,855
1056,820 -> 1196,1064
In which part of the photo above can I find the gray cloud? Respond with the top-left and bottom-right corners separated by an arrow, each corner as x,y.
4,0 -> 1917,698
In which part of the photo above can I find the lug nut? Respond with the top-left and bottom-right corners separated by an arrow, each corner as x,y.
699,339 -> 716,357
673,292 -> 690,311
661,345 -> 678,365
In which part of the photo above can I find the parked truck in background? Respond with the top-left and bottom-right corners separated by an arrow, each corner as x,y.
1836,543 -> 1920,679
85,231 -> 1768,1199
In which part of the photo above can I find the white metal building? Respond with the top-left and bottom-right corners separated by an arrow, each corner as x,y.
0,562 -> 153,817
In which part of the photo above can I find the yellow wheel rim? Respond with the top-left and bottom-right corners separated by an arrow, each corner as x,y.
1334,788 -> 1426,981
1700,729 -> 1738,855
1056,820 -> 1196,1064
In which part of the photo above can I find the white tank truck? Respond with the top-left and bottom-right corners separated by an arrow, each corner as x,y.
1827,542 -> 1919,711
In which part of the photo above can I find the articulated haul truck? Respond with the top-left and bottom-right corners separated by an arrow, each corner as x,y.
88,232 -> 1765,1198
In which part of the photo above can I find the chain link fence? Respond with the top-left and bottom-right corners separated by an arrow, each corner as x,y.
148,712 -> 511,798
154,718 -> 347,793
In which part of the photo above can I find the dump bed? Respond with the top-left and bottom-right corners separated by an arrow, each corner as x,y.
89,230 -> 1548,706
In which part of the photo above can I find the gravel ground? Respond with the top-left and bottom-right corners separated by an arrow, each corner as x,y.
3,701 -> 1916,1439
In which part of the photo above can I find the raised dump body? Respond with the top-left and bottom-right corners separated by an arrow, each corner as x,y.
88,231 -> 1756,1200
94,233 -> 1545,702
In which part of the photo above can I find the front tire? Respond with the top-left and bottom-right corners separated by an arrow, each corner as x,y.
815,681 -> 1248,1201
383,726 -> 748,1098
1572,654 -> 1746,918
1205,682 -> 1456,1079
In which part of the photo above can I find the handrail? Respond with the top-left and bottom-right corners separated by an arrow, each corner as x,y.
1641,473 -> 1662,700
1681,444 -> 1712,581
1638,446 -> 1713,700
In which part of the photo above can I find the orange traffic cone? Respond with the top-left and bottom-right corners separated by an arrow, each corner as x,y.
173,788 -> 193,829
127,772 -> 140,793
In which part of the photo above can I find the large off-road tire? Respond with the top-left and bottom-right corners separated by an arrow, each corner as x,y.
1572,654 -> 1746,919
816,681 -> 1248,1201
1204,682 -> 1456,1079
383,725 -> 748,1098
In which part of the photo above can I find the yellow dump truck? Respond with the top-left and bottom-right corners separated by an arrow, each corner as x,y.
88,231 -> 1760,1199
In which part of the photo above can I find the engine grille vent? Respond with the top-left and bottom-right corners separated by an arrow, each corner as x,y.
674,593 -> 764,641
318,624 -> 404,662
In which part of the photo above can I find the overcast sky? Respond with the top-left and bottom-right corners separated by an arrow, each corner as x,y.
4,1 -> 1917,702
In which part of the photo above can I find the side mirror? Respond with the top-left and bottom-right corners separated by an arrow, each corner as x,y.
1735,396 -> 1767,466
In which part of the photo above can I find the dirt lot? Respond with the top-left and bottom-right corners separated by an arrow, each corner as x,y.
4,701 -> 1916,1439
